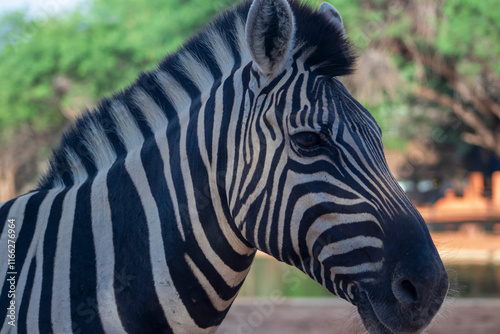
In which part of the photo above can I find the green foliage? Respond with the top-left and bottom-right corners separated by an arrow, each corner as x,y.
0,0 -> 239,144
437,0 -> 500,75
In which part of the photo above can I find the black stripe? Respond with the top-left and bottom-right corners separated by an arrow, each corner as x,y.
217,73 -> 253,248
259,143 -> 286,258
262,93 -> 277,140
95,100 -> 127,156
67,116 -> 99,178
70,178 -> 104,334
122,91 -> 155,139
0,191 -> 48,326
139,139 -> 177,333
0,198 -> 15,233
107,158 -> 170,333
307,217 -> 384,261
161,58 -> 200,102
203,85 -> 217,164
228,63 -> 252,204
186,33 -> 222,81
321,247 -> 384,269
39,188 -> 69,332
186,124 -> 254,272
136,83 -> 248,328
18,258 -> 36,334
254,191 -> 271,252
182,66 -> 253,296
290,74 -> 304,129
334,125 -> 396,214
136,72 -> 176,119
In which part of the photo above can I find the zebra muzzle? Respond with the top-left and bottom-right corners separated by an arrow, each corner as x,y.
354,255 -> 448,334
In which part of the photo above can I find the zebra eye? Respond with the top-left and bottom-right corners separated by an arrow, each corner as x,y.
292,132 -> 322,148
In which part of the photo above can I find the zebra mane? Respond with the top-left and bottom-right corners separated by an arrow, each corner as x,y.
290,1 -> 356,77
37,0 -> 355,190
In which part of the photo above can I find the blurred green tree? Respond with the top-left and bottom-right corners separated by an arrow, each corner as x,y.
0,0 -> 238,199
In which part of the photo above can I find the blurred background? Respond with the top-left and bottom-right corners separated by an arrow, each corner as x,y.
0,0 -> 499,332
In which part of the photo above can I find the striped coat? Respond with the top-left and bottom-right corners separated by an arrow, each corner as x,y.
0,1 -> 447,333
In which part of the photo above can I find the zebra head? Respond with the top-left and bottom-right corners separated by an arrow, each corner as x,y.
230,1 -> 449,333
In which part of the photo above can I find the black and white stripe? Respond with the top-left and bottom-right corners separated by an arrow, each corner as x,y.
0,1 -> 447,333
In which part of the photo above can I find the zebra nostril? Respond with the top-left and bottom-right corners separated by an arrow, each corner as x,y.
392,277 -> 419,305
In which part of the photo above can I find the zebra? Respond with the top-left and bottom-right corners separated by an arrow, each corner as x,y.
0,0 -> 448,333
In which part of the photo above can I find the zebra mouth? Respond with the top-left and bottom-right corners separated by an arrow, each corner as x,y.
356,291 -> 395,334
356,290 -> 434,334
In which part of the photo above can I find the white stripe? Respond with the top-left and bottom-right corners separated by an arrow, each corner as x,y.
155,70 -> 191,114
233,70 -> 290,228
288,192 -> 371,282
229,88 -> 252,212
180,125 -> 249,287
321,81 -> 330,124
330,261 -> 383,275
157,68 -> 250,286
204,29 -> 235,73
234,16 -> 251,64
181,149 -> 250,287
261,149 -> 288,255
272,68 -> 308,260
225,19 -> 253,211
131,86 -> 186,241
200,78 -> 253,255
110,100 -> 144,152
306,211 -> 381,240
240,94 -> 271,192
0,193 -> 34,294
317,236 -> 383,262
91,171 -> 127,334
25,189 -> 62,333
0,192 -> 35,334
284,174 -> 371,258
341,128 -> 399,215
250,191 -> 268,250
82,117 -> 117,170
131,87 -> 168,133
184,254 -> 241,312
64,148 -> 87,184
304,212 -> 382,267
221,65 -> 243,214
177,51 -> 214,93
347,283 -> 355,301
154,130 -> 187,242
124,148 -> 201,332
51,185 -> 81,334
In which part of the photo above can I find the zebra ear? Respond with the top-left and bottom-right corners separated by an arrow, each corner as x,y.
246,0 -> 295,77
318,2 -> 344,35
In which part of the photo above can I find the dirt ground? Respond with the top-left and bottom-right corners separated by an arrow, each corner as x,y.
218,298 -> 500,334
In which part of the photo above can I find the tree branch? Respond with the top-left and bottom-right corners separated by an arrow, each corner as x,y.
414,86 -> 498,154
393,38 -> 500,121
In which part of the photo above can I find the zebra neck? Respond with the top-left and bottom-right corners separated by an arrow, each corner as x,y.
37,11 -> 254,191
31,10 -> 258,322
